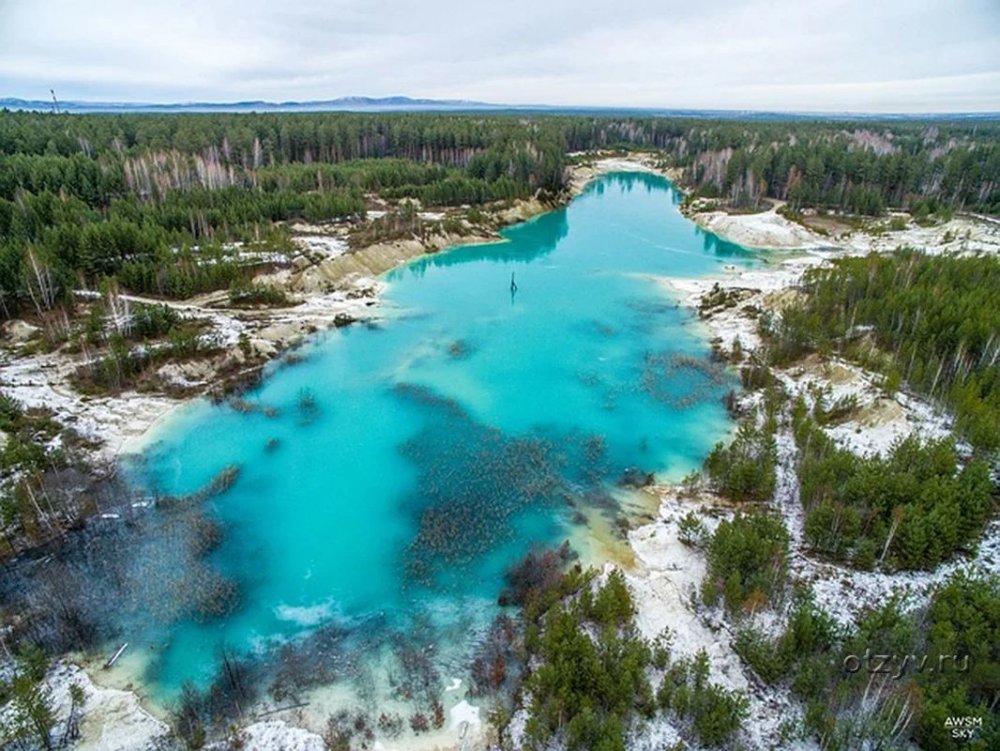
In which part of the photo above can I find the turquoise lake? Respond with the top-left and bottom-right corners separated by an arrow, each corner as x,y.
126,171 -> 758,698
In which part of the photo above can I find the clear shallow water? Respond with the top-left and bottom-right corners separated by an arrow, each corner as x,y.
126,172 -> 758,698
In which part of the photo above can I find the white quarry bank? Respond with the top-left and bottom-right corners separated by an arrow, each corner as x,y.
42,663 -> 171,751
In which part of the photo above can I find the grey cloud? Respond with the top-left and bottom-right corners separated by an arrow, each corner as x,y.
0,0 -> 998,110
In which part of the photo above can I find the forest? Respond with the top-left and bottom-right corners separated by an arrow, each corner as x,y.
699,251 -> 1000,573
0,110 -> 998,321
481,561 -> 749,751
736,574 -> 1000,751
764,251 -> 1000,453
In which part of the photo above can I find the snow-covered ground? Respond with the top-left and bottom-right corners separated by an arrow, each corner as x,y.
627,489 -> 813,751
0,342 -> 181,465
208,721 -> 326,751
0,276 -> 385,465
842,214 -> 1000,257
775,355 -> 958,458
293,234 -> 350,261
685,201 -> 1000,256
687,205 -> 832,250
622,196 -> 1000,750
32,663 -> 171,751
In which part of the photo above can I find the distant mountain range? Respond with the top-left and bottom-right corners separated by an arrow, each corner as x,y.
0,95 -> 505,113
2,95 -> 998,120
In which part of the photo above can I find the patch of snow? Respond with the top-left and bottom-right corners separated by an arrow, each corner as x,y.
505,708 -> 529,750
843,216 -> 1000,257
627,489 -> 814,751
774,356 -> 956,458
627,716 -> 682,750
211,720 -> 326,751
42,662 -> 171,751
795,517 -> 1000,628
294,235 -> 349,259
449,699 -> 481,732
0,344 -> 183,465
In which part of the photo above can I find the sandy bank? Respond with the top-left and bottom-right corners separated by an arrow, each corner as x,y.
567,153 -> 683,197
686,204 -> 832,250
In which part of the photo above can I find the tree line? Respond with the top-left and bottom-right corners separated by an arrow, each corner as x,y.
0,111 -> 570,318
0,111 -> 997,318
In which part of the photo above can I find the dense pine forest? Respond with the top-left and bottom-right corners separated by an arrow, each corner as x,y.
0,110 -> 998,319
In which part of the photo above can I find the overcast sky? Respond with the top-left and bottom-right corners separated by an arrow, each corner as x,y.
1,0 -> 998,112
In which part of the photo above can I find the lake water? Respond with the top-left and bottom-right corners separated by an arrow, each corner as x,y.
125,171 -> 758,702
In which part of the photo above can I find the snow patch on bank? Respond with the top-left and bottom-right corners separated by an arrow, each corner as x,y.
774,355 -> 956,458
691,206 -> 831,250
627,489 -> 813,751
42,663 -> 170,751
0,274 -> 386,466
209,720 -> 327,751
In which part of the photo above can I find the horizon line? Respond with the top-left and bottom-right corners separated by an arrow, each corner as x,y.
3,94 -> 1000,118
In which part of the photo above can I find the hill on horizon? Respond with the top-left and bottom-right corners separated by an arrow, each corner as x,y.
3,95 -> 1000,121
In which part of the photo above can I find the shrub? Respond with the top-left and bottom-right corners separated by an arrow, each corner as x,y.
678,511 -> 707,547
522,571 -> 651,751
228,282 -> 289,307
657,650 -> 748,747
702,512 -> 789,614
703,422 -> 777,503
